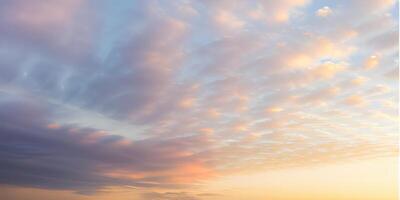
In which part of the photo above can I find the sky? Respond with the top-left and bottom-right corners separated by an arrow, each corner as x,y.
0,0 -> 398,200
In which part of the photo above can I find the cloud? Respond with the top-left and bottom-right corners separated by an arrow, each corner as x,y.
350,76 -> 368,86
0,95 -> 215,193
2,0 -> 81,29
0,0 -> 96,62
343,95 -> 367,106
366,29 -> 399,50
316,6 -> 333,17
366,84 -> 391,96
214,10 -> 245,30
311,61 -> 346,79
141,192 -> 201,200
384,67 -> 399,80
201,0 -> 310,36
0,0 -> 398,198
258,0 -> 310,23
300,86 -> 341,105
265,106 -> 284,113
364,55 -> 380,69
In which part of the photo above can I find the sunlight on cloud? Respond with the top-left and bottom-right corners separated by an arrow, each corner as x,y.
0,0 -> 398,200
316,6 -> 333,17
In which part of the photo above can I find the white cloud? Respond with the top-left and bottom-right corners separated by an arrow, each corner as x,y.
316,6 -> 333,17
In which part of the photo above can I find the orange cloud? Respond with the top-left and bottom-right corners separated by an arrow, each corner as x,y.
179,97 -> 196,108
199,128 -> 214,135
265,106 -> 284,113
46,123 -> 60,129
311,61 -> 346,79
364,55 -> 379,69
350,76 -> 368,86
344,95 -> 366,106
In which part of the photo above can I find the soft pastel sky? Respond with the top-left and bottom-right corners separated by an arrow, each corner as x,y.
0,0 -> 398,200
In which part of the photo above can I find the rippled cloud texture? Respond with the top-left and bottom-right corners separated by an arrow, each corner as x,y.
0,0 -> 398,199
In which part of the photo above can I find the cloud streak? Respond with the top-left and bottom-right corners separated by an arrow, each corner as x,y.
0,0 -> 397,198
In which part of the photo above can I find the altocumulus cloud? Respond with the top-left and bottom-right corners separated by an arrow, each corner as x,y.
0,0 -> 398,197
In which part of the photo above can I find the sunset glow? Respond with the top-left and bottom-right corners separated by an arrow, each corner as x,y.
0,0 -> 398,200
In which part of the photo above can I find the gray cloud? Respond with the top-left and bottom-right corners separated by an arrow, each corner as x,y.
0,95 -> 214,193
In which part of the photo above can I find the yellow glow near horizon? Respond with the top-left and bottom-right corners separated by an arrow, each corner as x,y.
199,156 -> 398,200
1,156 -> 397,200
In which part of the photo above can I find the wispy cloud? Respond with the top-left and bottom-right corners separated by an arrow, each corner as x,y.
0,0 -> 397,198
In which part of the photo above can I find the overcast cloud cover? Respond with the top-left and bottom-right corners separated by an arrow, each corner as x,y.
0,0 -> 398,199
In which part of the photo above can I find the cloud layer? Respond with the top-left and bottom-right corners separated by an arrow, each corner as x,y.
0,0 -> 398,198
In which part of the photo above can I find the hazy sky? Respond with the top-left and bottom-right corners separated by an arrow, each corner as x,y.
0,0 -> 398,199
